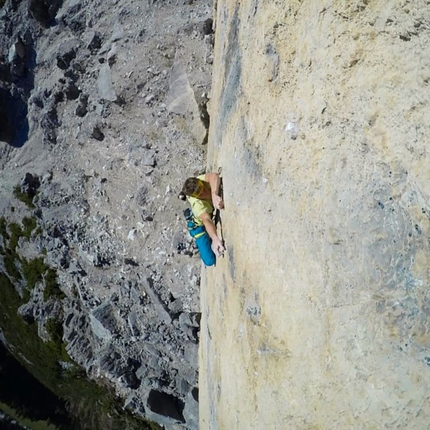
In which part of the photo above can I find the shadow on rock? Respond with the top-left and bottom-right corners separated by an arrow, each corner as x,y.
0,28 -> 37,147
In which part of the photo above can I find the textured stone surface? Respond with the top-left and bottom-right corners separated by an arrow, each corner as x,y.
200,0 -> 430,428
166,56 -> 207,145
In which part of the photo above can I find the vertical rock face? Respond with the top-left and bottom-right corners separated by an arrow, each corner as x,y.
201,1 -> 430,429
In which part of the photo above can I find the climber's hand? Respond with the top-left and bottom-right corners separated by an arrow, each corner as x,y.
212,193 -> 224,210
211,237 -> 225,257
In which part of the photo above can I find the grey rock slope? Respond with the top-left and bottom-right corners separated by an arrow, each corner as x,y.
0,0 -> 214,428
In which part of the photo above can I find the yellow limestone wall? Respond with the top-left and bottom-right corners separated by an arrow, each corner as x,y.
200,1 -> 430,429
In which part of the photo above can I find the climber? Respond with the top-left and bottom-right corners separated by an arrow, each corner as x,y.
179,172 -> 225,265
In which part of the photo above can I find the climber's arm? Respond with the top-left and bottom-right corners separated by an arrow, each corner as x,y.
205,172 -> 224,210
200,211 -> 224,256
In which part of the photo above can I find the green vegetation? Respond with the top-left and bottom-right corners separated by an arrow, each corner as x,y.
44,268 -> 66,301
8,222 -> 22,250
0,272 -> 161,430
1,217 -> 48,291
1,246 -> 22,281
1,218 -> 20,281
22,216 -> 37,238
22,257 -> 46,290
0,217 -> 70,386
0,401 -> 57,430
13,185 -> 36,209
0,216 -> 162,430
35,226 -> 43,237
0,216 -> 8,239
45,318 -> 69,360
0,273 -> 67,379
46,318 -> 64,346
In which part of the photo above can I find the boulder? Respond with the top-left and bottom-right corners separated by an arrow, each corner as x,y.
89,302 -> 119,340
166,56 -> 207,144
8,38 -> 26,77
182,388 -> 199,429
29,0 -> 61,27
97,63 -> 116,102
145,390 -> 185,424
56,40 -> 78,70
87,31 -> 102,52
21,173 -> 41,199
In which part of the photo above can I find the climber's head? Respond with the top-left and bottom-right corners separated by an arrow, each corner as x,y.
182,177 -> 205,198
